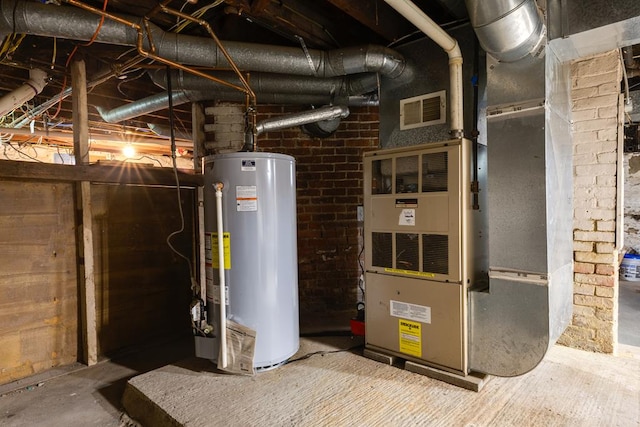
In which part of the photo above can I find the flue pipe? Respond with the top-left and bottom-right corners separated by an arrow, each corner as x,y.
0,68 -> 48,117
383,0 -> 464,137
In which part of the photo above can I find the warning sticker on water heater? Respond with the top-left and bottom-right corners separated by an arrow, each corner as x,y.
241,160 -> 256,171
399,319 -> 422,358
236,185 -> 257,212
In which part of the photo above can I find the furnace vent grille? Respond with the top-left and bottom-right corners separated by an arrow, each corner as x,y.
400,90 -> 446,130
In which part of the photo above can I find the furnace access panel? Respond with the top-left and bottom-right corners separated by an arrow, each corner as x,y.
363,140 -> 472,374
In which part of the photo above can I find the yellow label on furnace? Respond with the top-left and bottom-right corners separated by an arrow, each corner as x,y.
384,268 -> 435,278
399,319 -> 422,358
211,232 -> 231,270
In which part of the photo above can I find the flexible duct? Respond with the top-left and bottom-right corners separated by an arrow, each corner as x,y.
255,105 -> 349,135
465,0 -> 545,62
95,89 -> 371,123
0,68 -> 47,117
1,1 -> 406,78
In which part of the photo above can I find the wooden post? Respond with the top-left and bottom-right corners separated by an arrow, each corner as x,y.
72,59 -> 98,366
192,102 -> 206,173
72,60 -> 89,166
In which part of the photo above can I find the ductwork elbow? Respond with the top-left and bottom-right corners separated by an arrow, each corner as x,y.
324,45 -> 406,79
0,68 -> 47,117
465,0 -> 546,62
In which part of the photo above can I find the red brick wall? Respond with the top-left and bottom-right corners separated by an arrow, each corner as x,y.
256,106 -> 379,332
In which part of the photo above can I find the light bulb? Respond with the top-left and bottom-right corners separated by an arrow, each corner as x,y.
122,144 -> 136,158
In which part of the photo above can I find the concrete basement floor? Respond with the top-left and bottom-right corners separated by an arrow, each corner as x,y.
1,286 -> 639,427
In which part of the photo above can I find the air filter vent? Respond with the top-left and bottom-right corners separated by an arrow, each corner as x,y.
400,90 -> 446,130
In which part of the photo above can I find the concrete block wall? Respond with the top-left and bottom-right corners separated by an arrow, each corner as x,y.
256,106 -> 379,332
558,50 -> 622,353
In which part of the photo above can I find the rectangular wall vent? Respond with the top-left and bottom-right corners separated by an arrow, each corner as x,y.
399,90 -> 446,130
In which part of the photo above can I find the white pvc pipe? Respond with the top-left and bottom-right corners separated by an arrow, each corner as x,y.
215,183 -> 227,368
0,68 -> 48,117
383,0 -> 464,137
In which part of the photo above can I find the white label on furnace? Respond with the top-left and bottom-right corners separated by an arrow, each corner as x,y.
241,160 -> 256,171
390,300 -> 431,324
399,209 -> 416,226
236,185 -> 258,212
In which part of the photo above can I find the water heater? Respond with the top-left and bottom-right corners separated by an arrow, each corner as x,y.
202,152 -> 299,370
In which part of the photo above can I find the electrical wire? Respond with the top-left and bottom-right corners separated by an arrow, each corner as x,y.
50,0 -> 109,119
285,344 -> 364,364
164,65 -> 196,294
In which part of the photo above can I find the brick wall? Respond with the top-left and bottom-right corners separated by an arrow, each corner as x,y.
557,50 -> 622,353
256,105 -> 379,332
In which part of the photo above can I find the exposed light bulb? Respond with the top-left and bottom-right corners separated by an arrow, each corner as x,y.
122,144 -> 136,158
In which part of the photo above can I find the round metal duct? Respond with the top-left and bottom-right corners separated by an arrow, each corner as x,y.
466,0 -> 546,62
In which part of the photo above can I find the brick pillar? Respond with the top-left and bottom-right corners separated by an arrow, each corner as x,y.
557,50 -> 622,353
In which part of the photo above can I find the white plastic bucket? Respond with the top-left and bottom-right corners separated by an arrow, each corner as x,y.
620,254 -> 640,281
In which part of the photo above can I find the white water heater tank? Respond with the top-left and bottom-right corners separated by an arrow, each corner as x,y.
203,152 -> 299,370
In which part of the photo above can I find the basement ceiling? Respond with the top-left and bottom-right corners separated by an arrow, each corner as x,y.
0,0 -> 469,157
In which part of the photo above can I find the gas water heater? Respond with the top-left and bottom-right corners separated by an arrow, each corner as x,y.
201,152 -> 299,370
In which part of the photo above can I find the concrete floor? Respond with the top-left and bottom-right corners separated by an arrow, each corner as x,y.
1,284 -> 638,426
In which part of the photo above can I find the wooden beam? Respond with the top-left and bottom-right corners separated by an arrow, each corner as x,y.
78,181 -> 98,366
0,160 -> 204,187
72,59 -> 98,366
72,60 -> 90,166
324,0 -> 413,42
192,103 -> 206,173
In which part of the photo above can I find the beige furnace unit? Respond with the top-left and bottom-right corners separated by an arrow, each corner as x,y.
363,139 -> 475,375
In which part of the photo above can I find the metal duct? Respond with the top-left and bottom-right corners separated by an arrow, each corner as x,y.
0,68 -> 47,117
1,1 -> 406,78
95,89 -> 371,123
255,105 -> 349,135
383,0 -> 464,137
465,0 -> 546,62
468,38 -> 573,375
149,69 -> 378,99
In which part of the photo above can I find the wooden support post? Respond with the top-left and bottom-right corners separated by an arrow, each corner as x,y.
72,59 -> 98,366
192,102 -> 206,173
72,60 -> 89,166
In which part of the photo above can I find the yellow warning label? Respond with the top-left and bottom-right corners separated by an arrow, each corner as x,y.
399,319 -> 422,358
211,232 -> 231,270
385,268 -> 435,278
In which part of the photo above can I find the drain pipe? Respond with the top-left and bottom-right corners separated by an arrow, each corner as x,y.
214,182 -> 227,369
383,0 -> 464,138
0,68 -> 48,117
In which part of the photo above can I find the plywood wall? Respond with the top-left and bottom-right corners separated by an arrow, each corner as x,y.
91,184 -> 194,355
0,180 -> 78,385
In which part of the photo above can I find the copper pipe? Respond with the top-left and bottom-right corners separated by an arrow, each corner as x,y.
63,0 -> 251,95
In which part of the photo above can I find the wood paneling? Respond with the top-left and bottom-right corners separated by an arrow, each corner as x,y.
0,181 -> 78,385
92,184 -> 194,355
